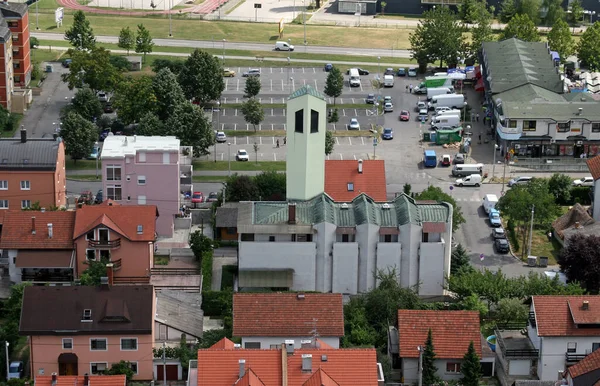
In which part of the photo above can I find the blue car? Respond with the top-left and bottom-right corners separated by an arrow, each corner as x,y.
324,63 -> 333,72
397,67 -> 406,76
489,209 -> 502,227
382,128 -> 393,140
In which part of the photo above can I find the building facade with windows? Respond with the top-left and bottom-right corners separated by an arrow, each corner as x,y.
0,130 -> 66,211
100,135 -> 192,237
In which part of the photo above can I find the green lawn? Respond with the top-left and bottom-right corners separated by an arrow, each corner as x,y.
193,175 -> 229,182
511,228 -> 562,265
65,159 -> 100,170
194,160 -> 285,171
67,174 -> 100,181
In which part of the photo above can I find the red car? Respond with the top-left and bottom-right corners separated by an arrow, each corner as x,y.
191,192 -> 204,206
399,110 -> 410,121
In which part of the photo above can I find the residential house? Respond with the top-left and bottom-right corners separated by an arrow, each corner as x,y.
552,203 -> 600,246
100,135 -> 193,237
155,290 -> 203,344
34,374 -> 126,386
586,155 -> 600,221
396,310 -> 495,383
564,346 -> 600,385
324,159 -> 387,202
233,293 -> 344,349
528,296 -> 600,382
73,201 -> 158,282
192,337 -> 384,386
0,210 -> 75,284
20,284 -> 155,380
0,130 -> 66,211
215,204 -> 238,241
480,38 -> 600,159
237,85 -> 453,297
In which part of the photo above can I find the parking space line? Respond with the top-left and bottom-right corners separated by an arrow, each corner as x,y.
291,79 -> 295,91
235,109 -> 238,116
353,154 -> 357,160
342,109 -> 346,117
270,79 -> 273,91
281,98 -> 285,104
361,137 -> 364,145
352,98 -> 355,103
271,108 -> 274,116
271,124 -> 274,130
236,79 -> 239,91
236,97 -> 239,103
365,109 -> 369,115
246,124 -> 250,131
326,154 -> 330,160
303,79 -> 306,87
220,153 -> 224,161
359,83 -> 363,91
354,109 -> 358,116
283,124 -> 286,130
313,68 -> 316,73
340,98 -> 344,104
349,138 -> 352,145
332,124 -> 336,130
281,79 -> 284,90
302,68 -> 305,73
225,79 -> 228,89
259,98 -> 262,103
223,97 -> 227,103
234,137 -> 237,145
280,68 -> 284,73
291,68 -> 295,74
270,68 -> 273,73
314,79 -> 318,90
283,109 -> 286,117
222,109 -> 226,116
234,123 -> 237,131
259,137 -> 263,145
272,137 -> 275,145
221,123 -> 225,131
259,124 -> 262,130
335,137 -> 340,145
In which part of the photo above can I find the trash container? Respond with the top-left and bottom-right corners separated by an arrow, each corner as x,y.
45,64 -> 53,73
423,132 -> 430,142
539,256 -> 549,268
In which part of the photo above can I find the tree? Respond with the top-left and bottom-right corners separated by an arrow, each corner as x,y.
543,0 -> 565,26
30,36 -> 39,49
499,0 -> 518,23
137,112 -> 164,136
328,108 -> 339,124
224,174 -> 260,202
64,10 -> 96,50
459,0 -> 477,23
496,298 -> 528,325
189,230 -> 214,261
519,0 -> 542,25
558,233 -> 600,293
63,87 -> 103,122
325,131 -> 335,155
577,22 -> 600,70
135,24 -> 154,59
414,186 -> 465,231
79,258 -> 109,286
153,68 -> 186,121
324,67 -> 344,105
461,341 -> 482,386
118,26 -> 135,55
178,49 -> 225,104
109,55 -> 131,72
165,102 -> 215,157
112,75 -> 157,124
254,171 -> 286,200
451,243 -> 473,275
548,19 -> 574,64
244,76 -> 261,98
241,98 -> 265,132
469,0 -> 495,59
62,47 -> 122,93
59,112 -> 98,162
422,329 -> 440,386
501,13 -> 541,41
569,0 -> 584,25
548,173 -> 573,204
0,283 -> 30,380
152,58 -> 185,74
380,1 -> 386,15
106,361 -> 135,381
253,142 -> 259,164
410,7 -> 465,68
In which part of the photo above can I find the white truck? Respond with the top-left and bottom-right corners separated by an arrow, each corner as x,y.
431,115 -> 461,128
428,94 -> 465,110
483,194 -> 499,214
383,74 -> 394,87
426,87 -> 452,100
349,68 -> 360,87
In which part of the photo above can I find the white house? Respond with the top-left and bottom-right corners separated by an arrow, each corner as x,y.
565,346 -> 600,385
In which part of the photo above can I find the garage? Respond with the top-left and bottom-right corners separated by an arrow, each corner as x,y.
156,364 -> 179,381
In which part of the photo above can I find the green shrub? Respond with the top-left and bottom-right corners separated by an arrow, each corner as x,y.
570,186 -> 592,205
201,290 -> 232,317
201,250 -> 213,291
507,218 -> 520,251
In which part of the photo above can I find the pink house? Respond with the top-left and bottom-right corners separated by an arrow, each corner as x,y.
20,285 -> 155,380
100,135 -> 193,237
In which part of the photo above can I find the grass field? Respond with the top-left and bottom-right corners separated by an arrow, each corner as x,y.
512,228 -> 562,265
194,160 -> 286,171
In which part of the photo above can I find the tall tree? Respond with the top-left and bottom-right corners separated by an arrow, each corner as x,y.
241,98 -> 265,132
244,76 -> 261,98
519,0 -> 542,24
118,26 -> 135,55
461,341 -> 482,386
547,173 -> 573,204
499,0 -> 518,23
501,13 -> 541,41
62,47 -> 122,93
64,10 -> 96,50
569,0 -> 584,25
62,87 -> 103,122
254,171 -> 286,201
165,102 -> 215,157
153,68 -> 186,121
178,49 -> 225,104
410,7 -> 465,68
577,22 -> 600,70
469,0 -> 495,60
324,67 -> 344,105
543,0 -> 565,26
496,298 -> 529,325
548,19 -> 575,63
135,24 -> 154,59
59,112 -> 98,161
414,186 -> 465,231
451,243 -> 473,275
112,75 -> 157,124
459,0 -> 477,23
325,131 -> 335,155
558,233 -> 600,293
137,112 -> 164,136
422,329 -> 440,386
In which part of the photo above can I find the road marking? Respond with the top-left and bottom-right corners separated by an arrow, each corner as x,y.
326,154 -> 330,160
303,79 -> 306,86
270,79 -> 273,91
234,137 -> 237,145
259,97 -> 262,103
222,108 -> 226,116
349,138 -> 352,145
340,98 -> 344,104
365,109 -> 369,115
342,109 -> 346,116
281,79 -> 284,90
361,137 -> 364,145
354,108 -> 358,116
221,153 -> 224,161
274,153 -> 277,161
281,98 -> 285,104
353,154 -> 357,160
313,68 -> 316,73
280,68 -> 284,73
234,123 -> 237,131
352,98 -> 355,104
291,78 -> 296,91
246,124 -> 250,131
259,137 -> 263,145
223,97 -> 227,103
272,137 -> 275,145
335,137 -> 340,145
221,123 -> 224,131
302,68 -> 305,73
236,79 -> 240,91
235,97 -> 239,103
259,124 -> 262,130
291,68 -> 294,74
283,124 -> 286,130
271,124 -> 274,130
271,109 -> 274,116
225,79 -> 228,89
314,79 -> 318,90
359,82 -> 363,91
332,124 -> 336,130
283,110 -> 286,117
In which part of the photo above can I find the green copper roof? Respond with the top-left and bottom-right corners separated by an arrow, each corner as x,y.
288,85 -> 326,101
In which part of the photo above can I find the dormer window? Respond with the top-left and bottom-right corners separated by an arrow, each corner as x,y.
347,183 -> 354,191
137,225 -> 143,234
82,309 -> 92,321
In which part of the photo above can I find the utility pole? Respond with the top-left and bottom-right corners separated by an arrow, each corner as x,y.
162,342 -> 167,386
168,0 -> 172,37
417,345 -> 423,386
527,205 -> 535,257
5,342 -> 9,381
501,156 -> 507,194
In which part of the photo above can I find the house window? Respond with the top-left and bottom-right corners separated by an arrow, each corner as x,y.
508,120 -> 517,128
120,338 -> 138,351
11,35 -> 18,42
90,338 -> 107,351
12,48 -> 18,55
241,234 -> 254,241
340,234 -> 355,242
269,236 -> 275,242
270,344 -> 282,349
567,342 -> 577,353
592,123 -> 600,133
20,180 -> 30,190
137,176 -> 146,185
14,75 -> 20,83
382,234 -> 392,242
446,362 -> 461,373
593,343 -> 600,352
310,109 -> 319,133
128,362 -> 138,375
106,185 -> 122,201
138,151 -> 146,162
0,180 -> 7,190
244,342 -> 261,349
106,166 -> 122,181
7,21 -> 17,28
137,225 -> 143,234
226,227 -> 237,234
13,62 -> 19,69
347,182 -> 354,191
21,200 -> 31,209
99,250 -> 110,260
137,196 -> 146,205
86,250 -> 96,261
523,120 -> 536,131
0,200 -> 8,209
90,362 -> 107,375
295,109 -> 304,133
557,122 -> 571,132
86,231 -> 95,240
62,338 -> 73,350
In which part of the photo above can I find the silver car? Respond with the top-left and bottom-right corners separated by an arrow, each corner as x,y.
348,118 -> 360,130
573,176 -> 594,187
508,176 -> 533,187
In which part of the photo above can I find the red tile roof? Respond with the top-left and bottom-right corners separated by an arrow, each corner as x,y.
73,204 -> 158,241
236,369 -> 267,386
233,293 -> 344,337
587,155 -> 600,181
398,310 -> 482,359
0,211 -> 75,249
303,368 -> 340,386
568,299 -> 600,324
423,222 -> 446,233
35,375 -> 126,386
567,346 -> 600,378
196,348 -> 379,386
533,296 -> 600,336
324,160 -> 387,202
211,337 -> 236,349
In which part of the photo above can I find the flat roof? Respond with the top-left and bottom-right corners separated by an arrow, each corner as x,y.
100,135 -> 180,158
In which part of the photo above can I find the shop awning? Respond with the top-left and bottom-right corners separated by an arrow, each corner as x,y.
475,77 -> 485,91
15,250 -> 74,268
238,270 -> 293,288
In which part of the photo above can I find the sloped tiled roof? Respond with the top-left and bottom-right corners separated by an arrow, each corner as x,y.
0,211 -> 75,249
210,337 -> 236,350
568,348 -> 600,379
587,155 -> 600,181
324,160 -> 387,202
236,369 -> 266,386
35,375 -> 127,386
303,369 -> 340,386
0,138 -> 62,170
73,204 -> 158,241
398,310 -> 482,359
156,290 -> 203,338
532,296 -> 600,336
233,293 -> 344,337
552,203 -> 595,239
288,85 -> 326,101
0,3 -> 28,17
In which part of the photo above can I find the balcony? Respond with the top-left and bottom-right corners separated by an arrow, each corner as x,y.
528,311 -> 536,328
566,352 -> 589,365
112,258 -> 122,271
495,328 -> 539,359
22,269 -> 73,283
88,238 -> 121,249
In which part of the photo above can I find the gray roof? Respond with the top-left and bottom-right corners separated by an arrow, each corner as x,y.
156,290 -> 203,339
216,205 -> 239,228
482,38 -> 563,94
0,3 -> 28,17
0,18 -> 10,43
289,85 -> 326,101
0,138 -> 61,171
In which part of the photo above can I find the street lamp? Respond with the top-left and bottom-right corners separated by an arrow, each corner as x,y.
303,0 -> 307,46
222,39 -> 227,67
287,57 -> 291,91
213,101 -> 221,162
5,342 -> 9,382
95,141 -> 99,179
227,143 -> 231,176
290,77 -> 294,92
491,143 -> 498,180
168,0 -> 172,37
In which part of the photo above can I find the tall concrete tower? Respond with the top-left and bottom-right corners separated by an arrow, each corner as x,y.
285,85 -> 326,201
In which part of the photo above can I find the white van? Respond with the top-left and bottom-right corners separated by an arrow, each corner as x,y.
275,41 -> 295,51
431,115 -> 461,128
452,163 -> 483,177
456,174 -> 482,187
427,87 -> 452,100
483,194 -> 499,214
349,68 -> 360,87
435,109 -> 462,118
383,75 -> 394,87
429,94 -> 465,110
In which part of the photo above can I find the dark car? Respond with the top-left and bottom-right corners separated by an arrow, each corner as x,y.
366,94 -> 375,104
384,67 -> 395,76
206,192 -> 218,202
453,153 -> 465,164
494,238 -> 510,254
346,68 -> 369,75
397,67 -> 406,76
103,102 -> 114,113
382,127 -> 393,140
324,63 -> 333,72
99,129 -> 111,142
62,59 -> 72,68
94,189 -> 104,204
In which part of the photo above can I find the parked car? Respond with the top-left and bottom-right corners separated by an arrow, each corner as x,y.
324,63 -> 333,72
384,67 -> 395,76
206,192 -> 218,202
441,154 -> 451,166
223,68 -> 236,77
494,238 -> 510,254
489,209 -> 502,227
408,67 -> 417,77
97,91 -> 108,102
397,67 -> 406,76
508,176 -> 533,187
216,131 -> 227,143
236,149 -> 249,161
243,69 -> 261,77
491,227 -> 507,240
455,174 -> 482,187
573,176 -> 594,187
347,68 -> 369,75
191,192 -> 204,206
384,102 -> 393,112
103,102 -> 114,113
77,191 -> 95,206
348,118 -> 360,130
416,100 -> 427,112
99,129 -> 111,142
62,59 -> 72,68
399,110 -> 410,121
366,94 -> 376,104
87,146 -> 100,160
418,109 -> 428,121
453,153 -> 465,164
8,361 -> 24,380
95,189 -> 104,204
383,96 -> 392,104
382,128 -> 393,140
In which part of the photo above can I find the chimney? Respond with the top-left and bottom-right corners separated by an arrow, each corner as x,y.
238,359 -> 246,378
31,217 -> 36,235
583,300 -> 590,310
288,203 -> 297,225
133,135 -> 137,142
285,340 -> 294,355
575,221 -> 581,229
47,223 -> 53,239
51,373 -> 57,386
83,374 -> 89,386
301,354 -> 312,372
106,263 -> 114,286
358,159 -> 363,174
20,126 -> 26,143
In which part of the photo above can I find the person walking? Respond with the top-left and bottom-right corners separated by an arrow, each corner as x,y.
276,139 -> 280,148
409,84 -> 413,93
283,137 -> 286,145
476,113 -> 480,122
478,133 -> 481,144
406,85 -> 409,93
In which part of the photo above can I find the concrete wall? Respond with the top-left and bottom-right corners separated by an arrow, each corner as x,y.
313,222 -> 336,292
538,335 -> 600,381
240,336 -> 339,349
332,242 -> 359,294
399,223 -> 421,289
376,242 -> 402,286
509,359 -> 532,376
356,223 -> 379,292
402,358 -> 419,383
419,240 -> 446,296
154,322 -> 199,343
7,249 -> 18,283
434,359 -> 464,382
